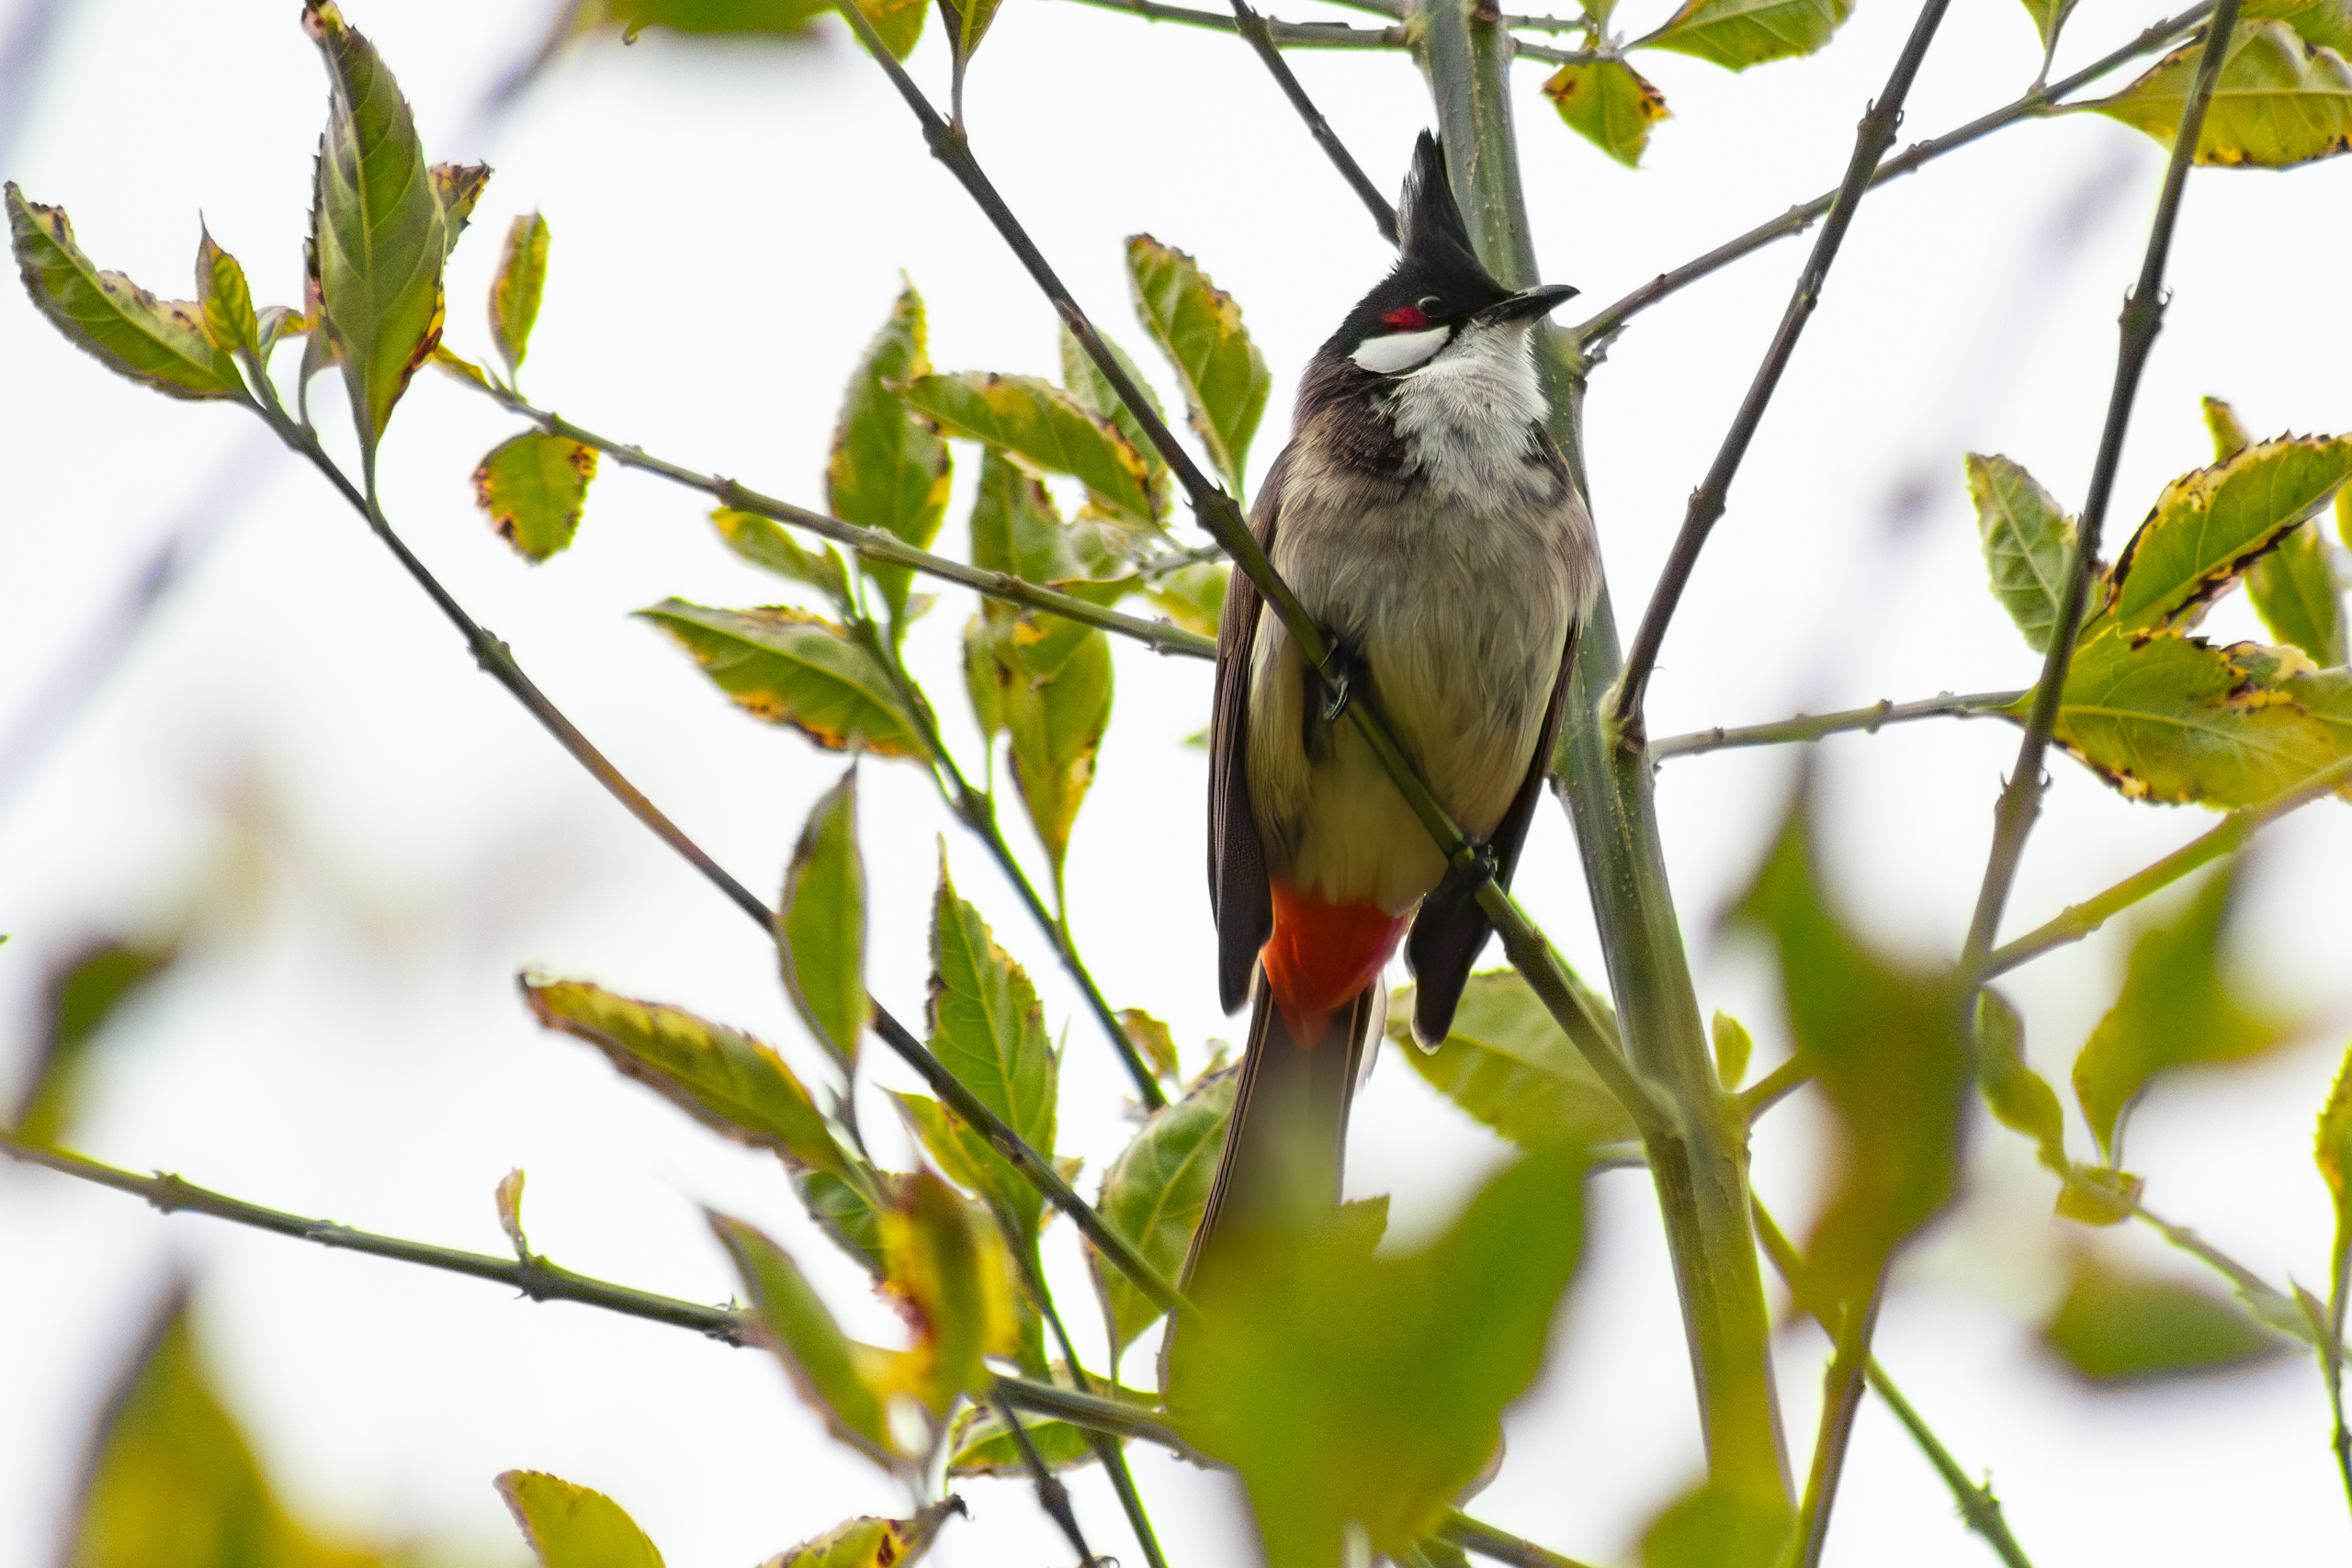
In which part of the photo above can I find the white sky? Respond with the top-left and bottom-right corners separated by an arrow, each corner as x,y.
6,0 -> 2352,1563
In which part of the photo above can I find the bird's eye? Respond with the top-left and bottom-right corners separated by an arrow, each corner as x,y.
1381,305 -> 1430,331
1418,294 -> 1442,313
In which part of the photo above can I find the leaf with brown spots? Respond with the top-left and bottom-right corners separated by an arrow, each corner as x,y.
2091,19 -> 2352,166
194,227 -> 257,358
830,286 -> 951,624
1127,236 -> 1270,498
491,210 -> 549,378
637,599 -> 924,757
473,430 -> 597,562
1636,0 -> 1849,70
1544,59 -> 1671,166
901,371 -> 1156,526
497,1471 -> 665,1568
756,1499 -> 965,1568
429,162 -> 492,259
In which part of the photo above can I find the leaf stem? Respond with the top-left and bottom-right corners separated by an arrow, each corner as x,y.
1611,0 -> 1957,736
1788,1280 -> 1886,1567
1014,1242 -> 1170,1568
1225,0 -> 1401,241
1961,0 -> 2243,970
1649,690 -> 2027,762
1736,1055 -> 1812,1122
988,1389 -> 1102,1568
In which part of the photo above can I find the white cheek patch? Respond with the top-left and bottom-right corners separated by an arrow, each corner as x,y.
1351,324 -> 1448,376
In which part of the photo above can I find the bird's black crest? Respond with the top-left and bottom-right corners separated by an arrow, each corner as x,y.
1323,131 -> 1511,357
1399,131 -> 1483,275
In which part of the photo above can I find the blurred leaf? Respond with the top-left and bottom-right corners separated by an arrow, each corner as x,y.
1125,236 -> 1269,498
710,509 -> 853,605
2092,20 -> 2352,166
928,862 -> 1057,1157
304,1 -> 448,456
902,372 -> 1156,526
12,938 -> 174,1147
495,1168 -> 531,1258
781,769 -> 868,1073
1168,1154 -> 1586,1568
1002,626 -> 1113,882
947,1401 -> 1099,1476
847,0 -> 930,57
2054,1164 -> 2143,1226
879,1171 -> 1024,1411
491,211 -> 550,378
1059,323 -> 1170,511
2071,865 -> 2295,1164
1542,60 -> 1671,167
712,1213 -> 902,1467
757,1501 -> 962,1568
1711,1010 -> 1752,1091
1388,971 -> 1637,1155
1119,1008 -> 1182,1086
1145,560 -> 1227,638
1974,988 -> 2067,1172
961,615 -> 1005,744
891,1089 -> 1043,1246
829,286 -> 951,623
1968,452 -> 2077,654
195,228 -> 257,358
638,600 -> 923,757
617,0 -> 829,35
429,163 -> 491,258
254,306 -> 307,370
2249,0 -> 2352,51
2042,1252 -> 2281,1383
496,1472 -> 662,1568
1638,0 -> 1850,70
2317,1042 -> 2352,1306
1641,1476 -> 1793,1568
6,186 -> 247,400
472,431 -> 596,562
1091,1068 -> 1237,1358
2098,434 -> 2352,633
1731,800 -> 1969,1303
430,342 -> 492,389
798,1168 -> 888,1275
2019,0 -> 2078,51
522,976 -> 850,1179
2247,523 -> 2346,666
2204,393 -> 2254,459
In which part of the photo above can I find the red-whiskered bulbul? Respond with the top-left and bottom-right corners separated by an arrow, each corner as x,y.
1185,131 -> 1600,1286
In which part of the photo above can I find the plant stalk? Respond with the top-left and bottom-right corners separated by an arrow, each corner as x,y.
1650,689 -> 2027,761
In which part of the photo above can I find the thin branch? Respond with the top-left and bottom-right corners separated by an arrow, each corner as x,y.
1611,0 -> 1956,735
1436,1514 -> 1603,1568
1984,752 -> 2352,976
989,1390 -> 1102,1567
1508,37 -> 1608,65
1499,10 -> 1598,32
467,380 -> 1213,661
1649,689 -> 2027,761
1790,1281 -> 1886,1567
1227,0 -> 1400,241
1568,0 -> 2218,345
1961,0 -> 2242,969
1735,1055 -> 1811,1122
2130,1193 -> 2312,1338
1,1134 -> 747,1343
1058,0 -> 1404,47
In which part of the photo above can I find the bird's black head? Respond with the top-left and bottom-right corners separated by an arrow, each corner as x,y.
1329,131 -> 1577,378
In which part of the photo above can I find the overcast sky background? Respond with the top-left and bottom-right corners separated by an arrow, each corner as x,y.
6,0 -> 2352,1563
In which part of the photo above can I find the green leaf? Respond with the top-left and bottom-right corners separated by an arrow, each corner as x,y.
710,508 -> 853,605
2100,434 -> 2352,633
2247,522 -> 2346,666
891,1089 -> 1044,1245
967,449 -> 1118,679
616,0 -> 830,36
429,162 -> 492,258
828,286 -> 952,623
2018,0 -> 2079,52
491,211 -> 550,378
1091,1068 -> 1238,1358
2249,0 -> 2352,53
521,976 -> 851,1179
877,1170 -> 1023,1411
797,1168 -> 888,1274
2041,1252 -> 2281,1383
1542,59 -> 1672,167
1059,323 -> 1170,512
495,1472 -> 664,1568
962,614 -> 1005,744
1968,452 -> 2077,654
947,1402 -> 1100,1476
195,227 -> 258,358
1641,1476 -> 1794,1568
782,769 -> 869,1073
1118,1008 -> 1183,1085
2203,393 -> 2254,459
936,0 -> 1005,63
304,1 -> 448,457
845,0 -> 930,58
1386,971 -> 1639,1155
902,372 -> 1156,526
1167,1154 -> 1587,1568
472,431 -> 597,563
1731,799 -> 1970,1303
1974,987 -> 2068,1172
637,599 -> 924,758
1711,1010 -> 1752,1090
757,1501 -> 963,1568
928,861 -> 1058,1157
711,1213 -> 901,1466
1637,0 -> 1850,70
2070,865 -> 2296,1164
2316,1042 -> 2352,1307
6,186 -> 246,400
12,937 -> 175,1147
1125,237 -> 1270,498
1145,560 -> 1227,638
1002,626 -> 1113,881
2091,20 -> 2352,167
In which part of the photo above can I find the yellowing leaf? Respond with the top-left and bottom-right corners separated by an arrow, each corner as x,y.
902,372 -> 1156,525
877,1171 -> 1024,1411
946,1401 -> 1100,1477
2249,0 -> 2352,52
1543,59 -> 1671,167
1974,988 -> 2068,1172
1968,452 -> 2078,653
522,976 -> 851,1179
757,1500 -> 963,1568
7,186 -> 246,400
847,0 -> 929,57
1059,323 -> 1170,508
429,162 -> 492,258
891,1089 -> 1042,1245
782,769 -> 868,1073
2099,434 -> 2352,633
491,210 -> 550,378
1641,1476 -> 1793,1568
495,1472 -> 664,1568
1125,236 -> 1270,498
2092,20 -> 2352,166
473,431 -> 597,562
1386,970 -> 1638,1155
12,937 -> 175,1148
2246,522 -> 2346,666
1091,1069 -> 1238,1358
2316,1041 -> 2352,1311
712,1213 -> 904,1467
2041,1252 -> 2281,1383
195,227 -> 257,357
928,863 -> 1058,1157
829,286 -> 951,623
1637,0 -> 1850,70
710,508 -> 853,604
1118,1008 -> 1182,1085
638,599 -> 923,757
1002,626 -> 1113,881
496,1168 -> 531,1258
2071,865 -> 2296,1163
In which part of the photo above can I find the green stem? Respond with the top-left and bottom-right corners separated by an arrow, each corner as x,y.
1436,1515 -> 1602,1568
1787,1282 -> 1886,1567
988,1389 -> 1102,1567
1736,1056 -> 1812,1122
1016,1242 -> 1170,1568
1650,690 -> 2027,761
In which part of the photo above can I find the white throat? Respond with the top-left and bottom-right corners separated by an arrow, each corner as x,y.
1386,321 -> 1547,499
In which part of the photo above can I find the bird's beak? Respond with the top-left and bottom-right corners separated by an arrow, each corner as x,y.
1476,282 -> 1579,326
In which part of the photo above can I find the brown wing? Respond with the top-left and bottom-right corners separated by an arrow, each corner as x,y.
1209,452 -> 1288,1014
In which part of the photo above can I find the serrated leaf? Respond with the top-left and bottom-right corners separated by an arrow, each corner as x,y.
928,863 -> 1057,1156
11,937 -> 175,1147
1003,626 -> 1113,881
1118,1008 -> 1182,1085
1167,1154 -> 1586,1568
2091,20 -> 2352,166
1712,1010 -> 1752,1090
304,1 -> 448,457
1638,0 -> 1850,70
522,976 -> 850,1179
757,1501 -> 963,1568
2041,1252 -> 2281,1383
892,1089 -> 1044,1245
491,210 -> 549,378
2071,865 -> 2295,1164
496,1472 -> 664,1568
902,372 -> 1155,526
473,430 -> 597,562
878,1170 -> 1023,1411
782,769 -> 868,1073
1542,59 -> 1671,167
829,286 -> 951,623
946,1402 -> 1100,1476
2249,0 -> 2352,52
1125,237 -> 1269,498
710,508 -> 852,604
2246,522 -> 2346,665
1386,971 -> 1638,1155
429,162 -> 491,258
1974,987 -> 2068,1171
6,186 -> 246,400
2100,434 -> 2352,633
1059,323 -> 1170,512
195,227 -> 257,357
638,599 -> 923,757
1091,1069 -> 1237,1358
712,1213 -> 902,1467
1968,452 -> 2078,653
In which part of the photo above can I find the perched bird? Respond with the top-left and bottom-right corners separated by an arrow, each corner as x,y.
1187,131 -> 1600,1285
